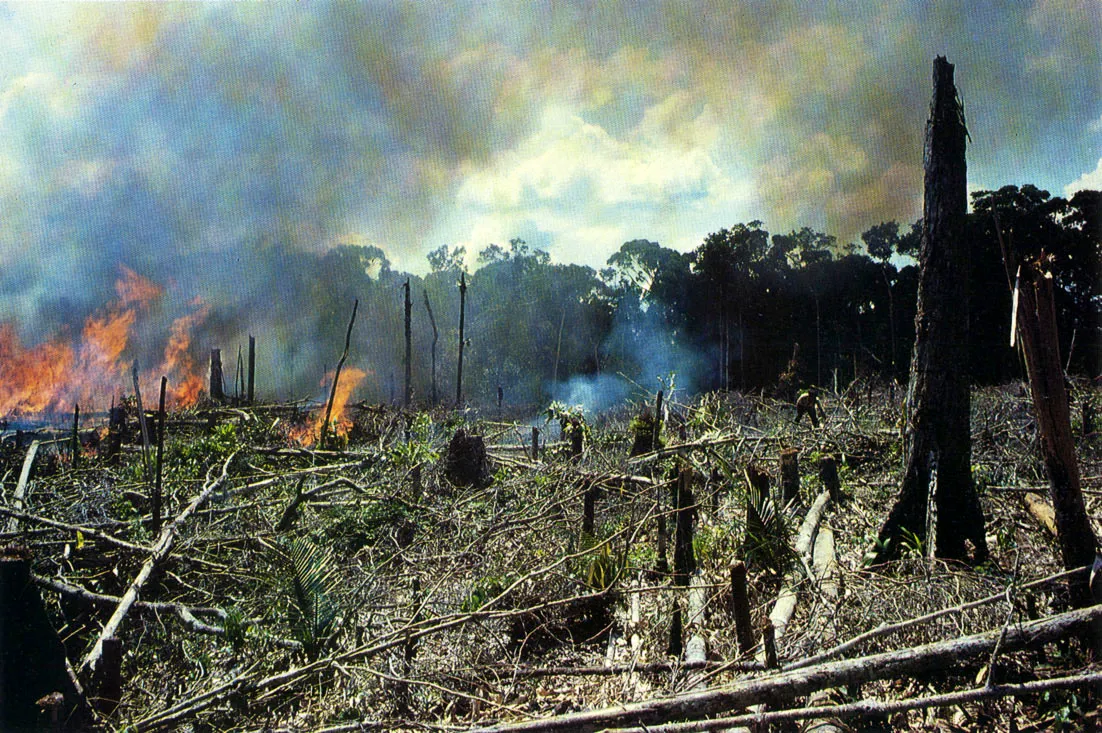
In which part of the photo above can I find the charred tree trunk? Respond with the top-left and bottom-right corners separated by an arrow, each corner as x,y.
247,335 -> 255,404
423,290 -> 439,406
209,349 -> 224,404
873,57 -> 987,564
456,273 -> 467,408
1,547 -> 88,729
321,299 -> 358,450
404,279 -> 412,408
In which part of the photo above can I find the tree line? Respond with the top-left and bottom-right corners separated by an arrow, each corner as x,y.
261,184 -> 1099,408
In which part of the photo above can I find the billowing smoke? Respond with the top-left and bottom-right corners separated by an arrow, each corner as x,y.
1,3 -> 1097,409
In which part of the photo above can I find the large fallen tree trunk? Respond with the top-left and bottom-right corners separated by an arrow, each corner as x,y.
470,604 -> 1102,733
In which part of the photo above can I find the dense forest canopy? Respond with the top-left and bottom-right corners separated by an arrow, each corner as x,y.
248,184 -> 1099,410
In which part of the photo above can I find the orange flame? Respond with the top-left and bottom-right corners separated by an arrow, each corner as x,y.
0,266 -> 208,417
295,367 -> 368,446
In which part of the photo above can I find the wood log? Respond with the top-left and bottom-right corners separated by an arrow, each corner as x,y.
5,440 -> 39,534
470,604 -> 1102,733
1022,492 -> 1057,537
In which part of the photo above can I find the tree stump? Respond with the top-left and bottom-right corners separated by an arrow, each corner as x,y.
442,429 -> 491,487
779,448 -> 800,507
1,546 -> 87,729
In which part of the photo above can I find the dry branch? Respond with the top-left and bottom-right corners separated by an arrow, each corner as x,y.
78,451 -> 237,678
5,440 -> 40,534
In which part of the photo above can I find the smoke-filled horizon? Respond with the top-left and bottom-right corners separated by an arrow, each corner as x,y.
1,3 -> 1099,412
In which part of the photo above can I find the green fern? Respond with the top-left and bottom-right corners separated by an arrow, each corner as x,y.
287,537 -> 341,659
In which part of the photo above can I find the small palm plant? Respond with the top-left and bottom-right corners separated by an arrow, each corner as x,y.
285,537 -> 341,660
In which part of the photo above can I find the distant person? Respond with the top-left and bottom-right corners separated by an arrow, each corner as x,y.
795,388 -> 820,428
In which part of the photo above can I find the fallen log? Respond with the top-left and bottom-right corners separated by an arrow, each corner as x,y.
1022,491 -> 1057,537
601,670 -> 1102,732
469,604 -> 1102,733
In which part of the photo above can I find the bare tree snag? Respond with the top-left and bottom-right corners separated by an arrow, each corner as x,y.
71,403 -> 80,469
531,426 -> 540,461
673,466 -> 696,583
247,334 -> 255,404
422,289 -> 439,406
321,299 -> 358,450
404,279 -> 412,408
873,57 -> 987,564
456,272 -> 467,407
209,349 -> 225,403
1008,255 -> 1098,605
153,376 -> 167,535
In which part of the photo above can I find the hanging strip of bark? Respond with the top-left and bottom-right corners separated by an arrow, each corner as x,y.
470,604 -> 1102,733
320,299 -> 359,449
78,452 -> 237,679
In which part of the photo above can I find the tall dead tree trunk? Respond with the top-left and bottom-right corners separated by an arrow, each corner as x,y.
1009,254 -> 1097,605
209,349 -> 224,404
872,56 -> 987,564
456,273 -> 467,408
423,290 -> 439,406
404,279 -> 412,408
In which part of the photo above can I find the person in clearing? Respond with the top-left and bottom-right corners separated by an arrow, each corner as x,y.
795,387 -> 820,428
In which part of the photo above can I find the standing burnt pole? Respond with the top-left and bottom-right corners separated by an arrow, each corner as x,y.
1004,250 -> 1097,605
404,279 -> 412,408
456,272 -> 467,408
871,56 -> 987,564
247,335 -> 256,404
320,299 -> 359,450
423,290 -> 439,406
209,349 -> 225,404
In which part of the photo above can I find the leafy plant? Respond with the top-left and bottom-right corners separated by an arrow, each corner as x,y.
742,480 -> 794,574
461,574 -> 512,612
573,532 -> 625,592
899,527 -> 925,559
285,537 -> 341,660
222,606 -> 249,655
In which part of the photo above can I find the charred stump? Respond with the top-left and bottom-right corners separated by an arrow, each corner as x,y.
442,429 -> 492,487
1,546 -> 88,729
209,349 -> 225,404
872,56 -> 987,564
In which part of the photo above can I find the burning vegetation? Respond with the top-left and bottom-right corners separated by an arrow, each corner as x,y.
0,57 -> 1099,732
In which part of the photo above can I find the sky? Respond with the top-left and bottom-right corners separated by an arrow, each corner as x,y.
0,1 -> 1099,332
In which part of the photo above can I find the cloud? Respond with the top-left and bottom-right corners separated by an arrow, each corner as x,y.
1065,157 -> 1102,197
